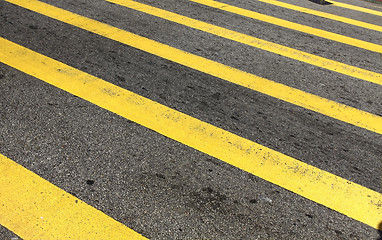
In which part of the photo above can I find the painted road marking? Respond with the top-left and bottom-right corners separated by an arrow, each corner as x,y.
0,37 -> 381,230
258,0 -> 382,32
5,0 -> 382,135
106,0 -> 382,86
189,0 -> 382,54
327,0 -> 382,17
0,153 -> 147,239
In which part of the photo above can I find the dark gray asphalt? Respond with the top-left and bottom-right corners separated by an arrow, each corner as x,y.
1,0 -> 381,239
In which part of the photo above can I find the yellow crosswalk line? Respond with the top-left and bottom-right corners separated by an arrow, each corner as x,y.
5,0 -> 382,135
258,0 -> 382,32
1,37 -> 381,230
106,0 -> 382,86
0,153 -> 147,240
327,0 -> 382,17
189,0 -> 382,54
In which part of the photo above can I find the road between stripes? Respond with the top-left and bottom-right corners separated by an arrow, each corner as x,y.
5,0 -> 382,135
0,153 -> 147,239
258,0 -> 382,32
1,37 -> 381,230
189,0 -> 382,54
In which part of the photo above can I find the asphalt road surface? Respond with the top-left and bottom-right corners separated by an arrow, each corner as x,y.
0,0 -> 382,239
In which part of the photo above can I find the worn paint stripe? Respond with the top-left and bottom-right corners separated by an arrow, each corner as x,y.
106,0 -> 382,86
327,0 -> 382,16
0,153 -> 147,240
258,0 -> 382,32
1,37 -> 381,230
189,0 -> 382,54
5,0 -> 382,135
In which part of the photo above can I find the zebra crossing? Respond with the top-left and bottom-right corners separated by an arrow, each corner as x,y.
0,0 -> 381,238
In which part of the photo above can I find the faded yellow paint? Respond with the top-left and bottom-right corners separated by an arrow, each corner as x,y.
258,0 -> 382,32
107,0 -> 382,86
5,0 -> 382,135
327,0 -> 382,17
0,37 -> 381,230
189,0 -> 382,54
0,153 -> 147,240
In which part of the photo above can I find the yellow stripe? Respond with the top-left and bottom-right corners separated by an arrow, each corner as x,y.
5,0 -> 382,135
328,0 -> 382,17
258,0 -> 382,32
106,0 -> 382,86
1,37 -> 381,230
0,153 -> 147,239
189,0 -> 382,54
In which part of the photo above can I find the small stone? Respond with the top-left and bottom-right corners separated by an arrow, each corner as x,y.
259,196 -> 272,203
